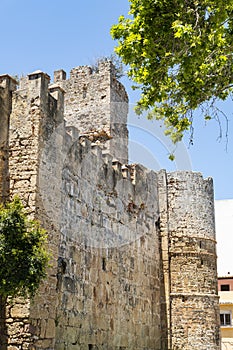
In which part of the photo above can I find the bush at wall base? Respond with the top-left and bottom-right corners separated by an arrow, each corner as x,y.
0,197 -> 49,299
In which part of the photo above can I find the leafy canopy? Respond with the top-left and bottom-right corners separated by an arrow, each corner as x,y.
111,0 -> 233,142
0,197 -> 49,298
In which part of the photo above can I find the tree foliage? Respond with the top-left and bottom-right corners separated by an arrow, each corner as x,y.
0,197 -> 49,298
111,0 -> 233,142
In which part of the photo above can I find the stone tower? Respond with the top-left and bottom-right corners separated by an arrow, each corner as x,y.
0,71 -> 64,349
158,171 -> 220,350
54,60 -> 129,164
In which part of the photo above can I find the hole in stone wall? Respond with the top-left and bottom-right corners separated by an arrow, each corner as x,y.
130,257 -> 134,269
155,218 -> 160,229
102,257 -> 106,271
57,257 -> 67,274
83,84 -> 87,98
88,345 -> 93,350
93,287 -> 96,299
110,318 -> 114,330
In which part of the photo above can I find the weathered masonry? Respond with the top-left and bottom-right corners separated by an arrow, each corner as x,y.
0,61 -> 220,350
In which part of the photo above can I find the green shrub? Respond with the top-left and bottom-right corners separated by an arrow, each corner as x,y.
0,197 -> 49,298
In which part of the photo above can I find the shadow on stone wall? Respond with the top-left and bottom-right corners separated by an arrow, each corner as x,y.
158,219 -> 169,350
0,296 -> 8,350
160,272 -> 169,349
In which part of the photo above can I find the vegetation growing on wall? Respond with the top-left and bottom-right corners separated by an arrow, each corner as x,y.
91,53 -> 125,79
0,197 -> 49,298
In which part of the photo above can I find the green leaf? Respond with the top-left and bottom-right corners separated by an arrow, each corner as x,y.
169,154 -> 175,161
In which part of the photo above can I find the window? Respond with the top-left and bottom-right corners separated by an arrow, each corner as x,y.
220,312 -> 232,326
221,284 -> 230,291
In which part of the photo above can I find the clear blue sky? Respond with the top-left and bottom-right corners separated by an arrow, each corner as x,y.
1,0 -> 232,199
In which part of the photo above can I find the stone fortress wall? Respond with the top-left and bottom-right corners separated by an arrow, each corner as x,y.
0,61 -> 220,350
